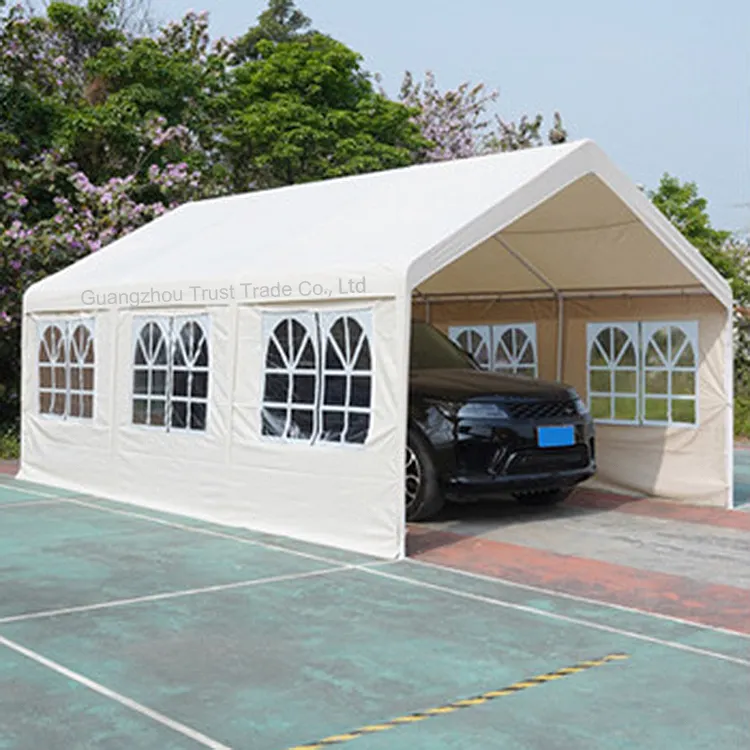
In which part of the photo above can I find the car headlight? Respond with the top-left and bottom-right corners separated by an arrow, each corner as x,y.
574,397 -> 589,416
426,400 -> 509,420
456,402 -> 509,420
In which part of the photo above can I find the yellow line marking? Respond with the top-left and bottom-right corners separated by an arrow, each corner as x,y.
286,652 -> 629,749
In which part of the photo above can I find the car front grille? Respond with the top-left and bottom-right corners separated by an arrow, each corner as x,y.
504,445 -> 590,475
505,399 -> 578,421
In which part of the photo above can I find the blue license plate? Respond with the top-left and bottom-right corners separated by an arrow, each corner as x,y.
537,425 -> 575,448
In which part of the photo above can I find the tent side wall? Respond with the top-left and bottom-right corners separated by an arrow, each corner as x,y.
19,296 -> 409,560
417,293 -> 731,507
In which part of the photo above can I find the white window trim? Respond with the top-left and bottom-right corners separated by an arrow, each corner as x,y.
259,307 -> 374,448
131,316 -> 171,432
448,323 -> 539,377
492,323 -> 538,377
586,321 -> 640,426
171,315 -> 212,433
318,309 -> 374,447
448,325 -> 491,370
586,320 -> 699,428
260,310 -> 320,445
641,320 -> 699,429
37,316 -> 96,421
131,314 -> 210,433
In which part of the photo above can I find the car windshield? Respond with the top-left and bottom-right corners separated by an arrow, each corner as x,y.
410,322 -> 478,370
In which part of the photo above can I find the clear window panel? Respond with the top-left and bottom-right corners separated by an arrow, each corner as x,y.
644,398 -> 669,422
614,397 -> 637,421
590,397 -> 611,420
672,399 -> 696,424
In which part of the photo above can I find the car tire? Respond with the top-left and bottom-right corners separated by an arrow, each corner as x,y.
514,488 -> 572,507
405,428 -> 444,522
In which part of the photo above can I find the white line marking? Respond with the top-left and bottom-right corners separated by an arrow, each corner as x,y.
359,567 -> 750,667
0,634 -> 232,749
62,497 -> 372,569
0,565 -> 353,625
4,479 -> 746,662
0,479 -> 71,500
0,499 -> 66,510
407,559 -> 750,640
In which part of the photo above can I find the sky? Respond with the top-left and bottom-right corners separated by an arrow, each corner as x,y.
157,0 -> 749,234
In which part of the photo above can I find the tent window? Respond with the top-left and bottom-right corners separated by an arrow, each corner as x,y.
586,321 -> 698,426
132,316 -> 209,431
449,326 -> 490,369
261,315 -> 318,440
69,323 -> 95,419
38,319 -> 95,419
449,323 -> 538,377
642,322 -> 698,426
320,313 -> 373,445
260,309 -> 373,446
587,323 -> 639,424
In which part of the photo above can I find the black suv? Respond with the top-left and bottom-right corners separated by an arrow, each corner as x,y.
406,321 -> 596,521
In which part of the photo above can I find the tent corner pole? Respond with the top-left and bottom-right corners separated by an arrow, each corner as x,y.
493,235 -> 565,381
556,294 -> 565,382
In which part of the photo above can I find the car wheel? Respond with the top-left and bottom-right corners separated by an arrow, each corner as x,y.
514,488 -> 572,507
405,428 -> 444,522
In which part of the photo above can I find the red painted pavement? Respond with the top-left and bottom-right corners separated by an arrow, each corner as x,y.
567,488 -> 750,532
0,461 -> 17,476
407,525 -> 750,635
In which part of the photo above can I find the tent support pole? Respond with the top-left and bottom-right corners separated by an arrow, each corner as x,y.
492,236 -> 565,381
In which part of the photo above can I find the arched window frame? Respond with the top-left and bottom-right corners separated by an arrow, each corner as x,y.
586,322 -> 640,425
492,323 -> 538,377
131,315 -> 210,433
318,310 -> 374,446
260,311 -> 319,442
68,321 -> 95,419
132,318 -> 170,429
448,326 -> 491,369
641,321 -> 699,427
259,308 -> 374,447
37,317 -> 95,420
171,316 -> 210,431
448,323 -> 538,376
586,320 -> 699,427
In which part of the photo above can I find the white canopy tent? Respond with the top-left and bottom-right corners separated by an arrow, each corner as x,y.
19,139 -> 734,559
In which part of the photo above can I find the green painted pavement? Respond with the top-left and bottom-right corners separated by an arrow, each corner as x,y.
0,645 -> 196,750
0,479 -> 748,749
0,501 -> 344,621
2,565 -> 747,750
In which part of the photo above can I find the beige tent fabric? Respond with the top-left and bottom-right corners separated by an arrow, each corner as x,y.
418,294 -> 730,506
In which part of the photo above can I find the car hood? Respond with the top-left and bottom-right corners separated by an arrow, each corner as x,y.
409,369 -> 575,402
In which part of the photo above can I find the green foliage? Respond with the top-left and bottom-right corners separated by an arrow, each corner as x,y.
231,0 -> 314,63
0,424 -> 19,460
648,173 -> 750,436
1,0 -> 569,435
648,174 -> 750,304
734,393 -> 750,438
223,34 -> 429,190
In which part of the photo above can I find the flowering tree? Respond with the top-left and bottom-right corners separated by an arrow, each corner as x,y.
0,0 -> 573,444
0,114 -> 227,427
396,70 -> 568,161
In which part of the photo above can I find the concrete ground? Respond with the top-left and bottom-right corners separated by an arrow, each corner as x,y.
0,473 -> 749,750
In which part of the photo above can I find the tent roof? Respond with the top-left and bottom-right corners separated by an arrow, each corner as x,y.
25,139 -> 732,313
